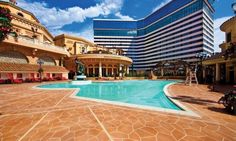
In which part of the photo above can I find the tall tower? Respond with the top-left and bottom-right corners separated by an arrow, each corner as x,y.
94,0 -> 215,71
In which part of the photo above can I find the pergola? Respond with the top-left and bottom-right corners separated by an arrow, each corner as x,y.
154,60 -> 190,77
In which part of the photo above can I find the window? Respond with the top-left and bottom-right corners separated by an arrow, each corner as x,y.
17,12 -> 24,17
82,47 -> 85,54
226,32 -> 231,43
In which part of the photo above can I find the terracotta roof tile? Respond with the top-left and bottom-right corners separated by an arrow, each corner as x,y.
0,62 -> 69,73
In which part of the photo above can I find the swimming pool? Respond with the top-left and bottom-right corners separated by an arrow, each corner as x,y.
38,80 -> 182,111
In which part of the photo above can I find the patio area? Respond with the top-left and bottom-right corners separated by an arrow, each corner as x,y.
0,82 -> 235,141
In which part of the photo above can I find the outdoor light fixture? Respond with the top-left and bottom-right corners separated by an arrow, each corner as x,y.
37,59 -> 44,83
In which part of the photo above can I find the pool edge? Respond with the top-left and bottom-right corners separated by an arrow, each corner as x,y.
34,81 -> 200,118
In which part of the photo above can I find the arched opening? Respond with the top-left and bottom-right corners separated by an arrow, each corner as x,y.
17,12 -> 24,17
39,56 -> 56,66
102,64 -> 106,77
0,51 -> 28,64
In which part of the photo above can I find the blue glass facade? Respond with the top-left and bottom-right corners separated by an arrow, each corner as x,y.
93,0 -> 214,70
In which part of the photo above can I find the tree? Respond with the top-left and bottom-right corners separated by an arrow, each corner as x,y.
0,6 -> 13,41
223,42 -> 236,60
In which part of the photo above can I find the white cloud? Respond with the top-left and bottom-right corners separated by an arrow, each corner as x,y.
52,25 -> 94,42
115,12 -> 134,20
214,16 -> 232,52
17,0 -> 124,29
152,0 -> 171,12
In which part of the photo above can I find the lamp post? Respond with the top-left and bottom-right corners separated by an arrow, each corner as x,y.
74,58 -> 80,80
37,59 -> 44,83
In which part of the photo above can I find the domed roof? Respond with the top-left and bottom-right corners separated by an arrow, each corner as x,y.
220,16 -> 236,32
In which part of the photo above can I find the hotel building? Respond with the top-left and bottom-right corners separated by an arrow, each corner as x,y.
54,34 -> 132,78
0,0 -> 131,82
203,16 -> 236,84
94,0 -> 215,71
0,0 -> 69,81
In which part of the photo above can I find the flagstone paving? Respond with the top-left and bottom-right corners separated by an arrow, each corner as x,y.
0,82 -> 235,141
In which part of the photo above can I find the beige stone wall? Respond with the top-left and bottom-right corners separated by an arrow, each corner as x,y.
0,2 -> 54,44
0,3 -> 38,23
54,35 -> 119,56
220,16 -> 236,51
0,44 -> 62,66
54,36 -> 95,55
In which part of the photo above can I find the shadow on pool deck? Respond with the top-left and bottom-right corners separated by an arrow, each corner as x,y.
170,95 -> 218,105
207,106 -> 230,115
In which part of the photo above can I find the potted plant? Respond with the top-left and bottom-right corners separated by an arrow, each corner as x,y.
218,86 -> 236,115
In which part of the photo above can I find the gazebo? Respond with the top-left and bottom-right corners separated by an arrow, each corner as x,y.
153,60 -> 190,79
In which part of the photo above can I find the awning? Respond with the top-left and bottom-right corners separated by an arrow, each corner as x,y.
0,62 -> 69,73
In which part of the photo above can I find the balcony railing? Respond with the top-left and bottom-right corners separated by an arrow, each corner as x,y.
4,35 -> 69,56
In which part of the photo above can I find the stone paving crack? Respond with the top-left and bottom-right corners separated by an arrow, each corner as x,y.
17,91 -> 72,141
88,106 -> 114,141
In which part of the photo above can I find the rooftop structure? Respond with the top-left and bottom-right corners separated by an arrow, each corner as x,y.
55,34 -> 132,78
203,15 -> 236,84
0,0 -> 69,81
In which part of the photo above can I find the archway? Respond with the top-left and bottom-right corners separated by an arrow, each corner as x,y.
0,51 -> 28,64
39,56 -> 56,66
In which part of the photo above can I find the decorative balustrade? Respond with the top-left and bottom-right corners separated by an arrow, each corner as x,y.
4,35 -> 69,55
18,35 -> 68,53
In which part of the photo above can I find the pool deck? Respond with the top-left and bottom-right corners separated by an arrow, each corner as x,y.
0,82 -> 235,141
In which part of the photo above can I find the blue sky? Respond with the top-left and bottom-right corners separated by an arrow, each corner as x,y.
17,0 -> 235,52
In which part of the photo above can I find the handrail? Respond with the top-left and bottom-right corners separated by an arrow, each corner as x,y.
16,35 -> 68,53
5,34 -> 69,55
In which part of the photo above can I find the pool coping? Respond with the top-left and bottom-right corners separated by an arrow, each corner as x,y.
34,81 -> 200,118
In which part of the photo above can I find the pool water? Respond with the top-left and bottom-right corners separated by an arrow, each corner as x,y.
38,80 -> 181,110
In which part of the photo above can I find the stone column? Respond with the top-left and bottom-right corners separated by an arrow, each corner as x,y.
215,63 -> 220,82
126,66 -> 129,75
225,65 -> 230,83
234,65 -> 236,84
161,68 -> 164,77
99,61 -> 102,77
93,66 -> 95,76
86,66 -> 89,76
106,68 -> 108,76
112,67 -> 114,76
203,66 -> 206,83
119,64 -> 122,77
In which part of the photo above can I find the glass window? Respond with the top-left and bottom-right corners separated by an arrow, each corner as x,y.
94,0 -> 208,37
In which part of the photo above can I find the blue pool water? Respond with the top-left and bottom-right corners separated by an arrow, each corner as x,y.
38,80 -> 181,110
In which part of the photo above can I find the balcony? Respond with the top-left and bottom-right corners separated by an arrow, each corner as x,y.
2,35 -> 70,56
